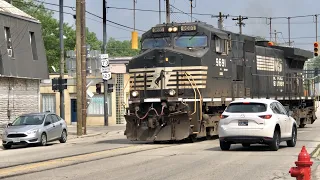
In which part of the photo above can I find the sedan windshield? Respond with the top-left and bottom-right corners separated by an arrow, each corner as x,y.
12,115 -> 45,126
225,103 -> 267,113
174,35 -> 208,48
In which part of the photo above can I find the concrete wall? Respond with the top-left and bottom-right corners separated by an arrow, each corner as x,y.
0,77 -> 40,128
40,73 -> 131,126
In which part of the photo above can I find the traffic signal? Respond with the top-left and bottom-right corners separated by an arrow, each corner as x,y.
96,83 -> 101,94
107,83 -> 113,93
131,31 -> 138,50
314,42 -> 319,57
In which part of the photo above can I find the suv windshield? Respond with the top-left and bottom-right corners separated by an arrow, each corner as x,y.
174,35 -> 208,48
142,37 -> 170,49
12,114 -> 45,126
225,102 -> 267,113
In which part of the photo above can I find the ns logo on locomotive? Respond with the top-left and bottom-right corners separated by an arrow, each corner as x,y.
124,21 -> 317,143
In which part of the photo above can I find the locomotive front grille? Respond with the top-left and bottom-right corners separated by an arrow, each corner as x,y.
129,66 -> 208,90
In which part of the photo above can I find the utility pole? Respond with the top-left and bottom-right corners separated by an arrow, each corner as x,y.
217,12 -> 228,30
190,0 -> 193,22
268,18 -> 272,41
232,15 -> 248,34
288,17 -> 291,46
81,0 -> 87,135
59,0 -> 65,120
165,0 -> 170,23
316,14 -> 318,42
274,30 -> 277,43
158,0 -> 161,24
133,0 -> 136,30
76,0 -> 83,136
102,0 -> 109,126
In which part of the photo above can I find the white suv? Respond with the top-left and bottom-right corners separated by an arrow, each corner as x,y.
218,99 -> 297,151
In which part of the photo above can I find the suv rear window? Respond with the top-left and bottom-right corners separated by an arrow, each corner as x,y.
225,102 -> 267,113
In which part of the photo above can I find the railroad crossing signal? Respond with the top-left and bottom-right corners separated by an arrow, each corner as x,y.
52,77 -> 67,92
314,42 -> 319,57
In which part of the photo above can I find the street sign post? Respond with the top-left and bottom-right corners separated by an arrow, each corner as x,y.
100,54 -> 111,126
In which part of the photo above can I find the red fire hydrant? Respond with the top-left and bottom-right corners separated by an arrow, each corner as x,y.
289,146 -> 313,180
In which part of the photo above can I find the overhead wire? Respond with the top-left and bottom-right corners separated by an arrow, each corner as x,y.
14,0 -> 146,32
106,6 -> 320,20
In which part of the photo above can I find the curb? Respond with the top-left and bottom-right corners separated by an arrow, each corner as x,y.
68,130 -> 125,139
69,133 -> 103,139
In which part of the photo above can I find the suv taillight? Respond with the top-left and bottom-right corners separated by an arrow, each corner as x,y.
259,115 -> 272,119
220,114 -> 229,119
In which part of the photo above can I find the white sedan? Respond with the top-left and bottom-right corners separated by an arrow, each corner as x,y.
218,99 -> 297,151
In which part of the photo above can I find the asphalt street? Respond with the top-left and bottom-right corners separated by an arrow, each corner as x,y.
1,119 -> 320,180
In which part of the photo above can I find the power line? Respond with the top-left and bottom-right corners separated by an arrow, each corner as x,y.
106,6 -> 320,20
170,4 -> 201,22
13,0 -> 146,33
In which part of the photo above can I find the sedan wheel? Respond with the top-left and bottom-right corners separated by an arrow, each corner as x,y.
59,130 -> 67,143
39,133 -> 47,146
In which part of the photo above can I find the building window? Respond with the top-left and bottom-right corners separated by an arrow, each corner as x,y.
4,27 -> 14,58
42,94 -> 56,113
116,74 -> 125,124
29,31 -> 38,60
87,94 -> 112,115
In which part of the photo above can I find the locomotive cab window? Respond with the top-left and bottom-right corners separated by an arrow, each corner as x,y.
142,37 -> 170,49
214,35 -> 227,54
174,35 -> 208,48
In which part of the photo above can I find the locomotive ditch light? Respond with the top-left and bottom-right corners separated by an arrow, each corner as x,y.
314,42 -> 319,57
131,90 -> 139,97
268,41 -> 274,46
169,89 -> 176,96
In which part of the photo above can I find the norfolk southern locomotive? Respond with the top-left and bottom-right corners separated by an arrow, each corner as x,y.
124,21 -> 317,142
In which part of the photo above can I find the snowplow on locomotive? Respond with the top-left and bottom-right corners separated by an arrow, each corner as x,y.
124,21 -> 317,142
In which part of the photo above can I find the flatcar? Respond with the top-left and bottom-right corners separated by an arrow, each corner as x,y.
124,21 -> 317,142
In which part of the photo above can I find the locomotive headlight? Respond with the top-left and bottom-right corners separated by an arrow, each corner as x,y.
131,90 -> 139,97
173,27 -> 178,32
169,89 -> 176,96
168,27 -> 173,32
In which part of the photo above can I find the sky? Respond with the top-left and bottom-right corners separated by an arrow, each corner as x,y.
43,0 -> 319,51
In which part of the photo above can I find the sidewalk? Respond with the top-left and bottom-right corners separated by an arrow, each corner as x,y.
313,148 -> 320,179
67,125 -> 126,139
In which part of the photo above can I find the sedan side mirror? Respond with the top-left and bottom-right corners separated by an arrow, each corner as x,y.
7,123 -> 12,127
44,121 -> 51,126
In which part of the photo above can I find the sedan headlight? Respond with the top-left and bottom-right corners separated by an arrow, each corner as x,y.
27,129 -> 39,135
131,90 -> 139,97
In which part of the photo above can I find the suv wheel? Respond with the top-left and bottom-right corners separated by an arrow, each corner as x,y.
220,140 -> 231,151
269,130 -> 280,151
3,144 -> 11,149
286,125 -> 297,147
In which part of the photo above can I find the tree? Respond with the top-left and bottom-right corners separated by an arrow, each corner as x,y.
106,37 -> 141,57
12,0 -> 102,72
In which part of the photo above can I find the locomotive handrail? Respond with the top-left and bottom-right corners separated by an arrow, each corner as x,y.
185,72 -> 203,121
184,72 -> 197,116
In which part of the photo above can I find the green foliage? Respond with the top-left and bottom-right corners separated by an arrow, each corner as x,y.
12,0 -> 141,72
106,37 -> 141,57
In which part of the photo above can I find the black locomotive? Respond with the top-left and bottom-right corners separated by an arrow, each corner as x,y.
124,21 -> 317,142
